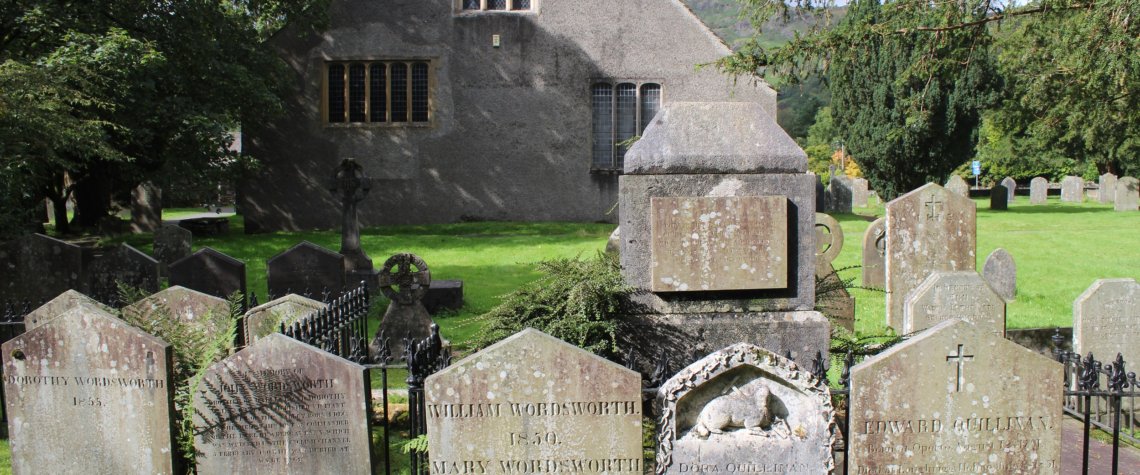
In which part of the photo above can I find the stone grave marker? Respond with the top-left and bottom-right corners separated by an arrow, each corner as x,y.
990,184 -> 1008,211
983,248 -> 1017,302
130,181 -> 162,233
0,233 -> 83,303
2,305 -> 176,474
852,178 -> 870,207
1074,278 -> 1140,369
1060,176 -> 1083,203
815,178 -> 826,212
84,243 -> 160,306
194,333 -> 371,474
266,241 -> 347,301
372,253 -> 435,361
903,271 -> 1006,336
1030,177 -> 1049,204
426,329 -> 643,475
656,343 -> 836,474
604,227 -> 621,255
885,183 -> 976,329
1114,176 -> 1139,212
849,319 -> 1063,473
153,224 -> 192,275
1099,173 -> 1118,204
816,213 -> 853,331
1001,177 -> 1017,202
945,175 -> 970,197
826,176 -> 853,214
169,247 -> 247,301
123,286 -> 233,341
423,280 -> 465,314
24,289 -> 112,331
243,294 -> 327,344
861,217 -> 886,289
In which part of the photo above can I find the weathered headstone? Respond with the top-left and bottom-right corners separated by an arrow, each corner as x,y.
372,253 -> 435,361
3,306 -> 176,474
826,176 -> 853,214
427,329 -> 643,475
885,183 -> 976,329
266,241 -> 346,301
122,286 -> 232,341
1029,177 -> 1049,204
1099,172 -> 1118,204
242,294 -> 326,344
194,334 -> 371,474
331,158 -> 374,273
861,217 -> 886,289
1074,278 -> 1140,369
604,227 -> 621,255
423,280 -> 465,314
1114,176 -> 1139,212
983,248 -> 1017,302
1060,176 -> 1083,203
169,247 -> 247,301
23,289 -> 112,331
816,213 -> 853,331
84,243 -> 160,306
903,271 -> 1006,336
945,175 -> 970,197
130,181 -> 162,233
852,178 -> 870,208
1001,176 -> 1017,203
849,319 -> 1062,473
153,224 -> 192,276
656,343 -> 836,474
990,184 -> 1008,211
0,233 -> 83,303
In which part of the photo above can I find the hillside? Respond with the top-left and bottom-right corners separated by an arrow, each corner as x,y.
682,0 -> 846,48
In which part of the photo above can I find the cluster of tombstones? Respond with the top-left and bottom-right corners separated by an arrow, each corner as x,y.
941,174 -> 1140,211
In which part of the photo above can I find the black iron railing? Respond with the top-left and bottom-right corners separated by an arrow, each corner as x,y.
279,281 -> 371,364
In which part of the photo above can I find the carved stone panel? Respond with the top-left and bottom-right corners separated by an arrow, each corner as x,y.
903,271 -> 1006,336
651,196 -> 788,292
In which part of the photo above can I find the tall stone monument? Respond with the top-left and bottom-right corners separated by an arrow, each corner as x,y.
331,158 -> 375,275
619,102 -> 828,369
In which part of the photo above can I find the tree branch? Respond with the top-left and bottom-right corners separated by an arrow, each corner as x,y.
895,3 -> 1095,34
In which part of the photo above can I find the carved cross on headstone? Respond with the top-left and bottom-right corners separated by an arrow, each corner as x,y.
330,158 -> 373,272
924,196 -> 944,221
946,343 -> 975,392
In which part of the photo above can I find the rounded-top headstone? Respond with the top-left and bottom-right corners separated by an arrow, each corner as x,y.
1114,176 -> 1138,212
1029,177 -> 1049,204
1000,177 -> 1017,202
243,293 -> 327,344
944,175 -> 970,197
624,102 -> 807,175
1074,278 -> 1139,368
982,248 -> 1017,302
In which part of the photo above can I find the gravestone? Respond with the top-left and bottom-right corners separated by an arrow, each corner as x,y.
1060,176 -> 1083,203
426,329 -> 643,475
944,175 -> 970,197
331,158 -> 374,273
1099,173 -> 1118,204
983,248 -> 1017,302
903,271 -> 1006,336
372,253 -> 435,361
130,181 -> 162,233
861,217 -> 886,289
990,184 -> 1008,210
0,233 -> 83,303
194,334 -> 371,474
605,227 -> 621,255
122,286 -> 232,341
849,319 -> 1062,473
266,241 -> 346,301
3,305 -> 176,474
1001,177 -> 1017,203
884,183 -> 976,330
816,213 -> 853,331
1114,176 -> 1139,212
169,247 -> 247,301
423,280 -> 465,314
852,178 -> 870,207
1074,278 -> 1140,369
243,294 -> 327,344
84,243 -> 160,306
153,225 -> 192,276
24,289 -> 112,331
656,343 -> 836,474
815,178 -> 826,212
826,176 -> 853,214
1029,177 -> 1049,204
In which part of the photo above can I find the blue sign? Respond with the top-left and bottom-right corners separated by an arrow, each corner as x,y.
971,161 -> 981,176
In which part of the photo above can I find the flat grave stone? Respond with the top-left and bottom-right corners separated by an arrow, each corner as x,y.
24,289 -> 112,331
1001,177 -> 1017,202
266,241 -> 346,301
656,343 -> 836,474
243,294 -> 326,344
1030,177 -> 1049,204
1060,176 -> 1083,203
861,217 -> 886,289
2,306 -> 176,474
903,271 -> 1006,336
1099,173 -> 1118,204
983,248 -> 1017,302
153,225 -> 192,274
1074,278 -> 1140,369
426,329 -> 643,475
1114,176 -> 1138,212
84,243 -> 160,306
990,184 -> 1008,210
885,183 -> 976,330
849,319 -> 1063,473
194,333 -> 371,474
169,247 -> 247,301
423,279 -> 465,314
122,286 -> 233,341
944,175 -> 970,197
0,233 -> 83,303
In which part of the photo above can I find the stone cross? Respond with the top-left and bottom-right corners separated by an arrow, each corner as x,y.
331,158 -> 374,272
946,343 -> 975,392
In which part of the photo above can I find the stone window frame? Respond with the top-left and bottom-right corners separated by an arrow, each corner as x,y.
590,80 -> 664,172
322,59 -> 435,127
456,0 -> 536,14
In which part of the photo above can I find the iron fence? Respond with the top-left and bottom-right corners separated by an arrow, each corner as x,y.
279,281 -> 371,364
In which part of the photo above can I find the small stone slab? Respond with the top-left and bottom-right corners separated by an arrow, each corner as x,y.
122,286 -> 232,341
605,227 -> 621,255
849,319 -> 1063,473
885,183 -> 976,330
944,175 -> 970,197
1001,177 -> 1017,202
656,343 -> 836,474
266,241 -> 347,301
1060,176 -> 1083,203
1074,278 -> 1140,368
24,289 -> 112,331
861,217 -> 886,289
423,279 -> 465,314
983,248 -> 1017,302
990,184 -> 1008,210
169,247 -> 247,300
636,311 -> 831,371
0,233 -> 83,303
651,196 -> 787,292
852,178 -> 870,208
903,271 -> 1006,336
243,294 -> 326,344
1114,176 -> 1138,212
1030,177 -> 1049,204
194,334 -> 371,474
84,243 -> 160,306
130,182 -> 162,233
1099,173 -> 1118,203
426,329 -> 643,475
3,306 -> 176,474
826,176 -> 853,214
153,225 -> 192,273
